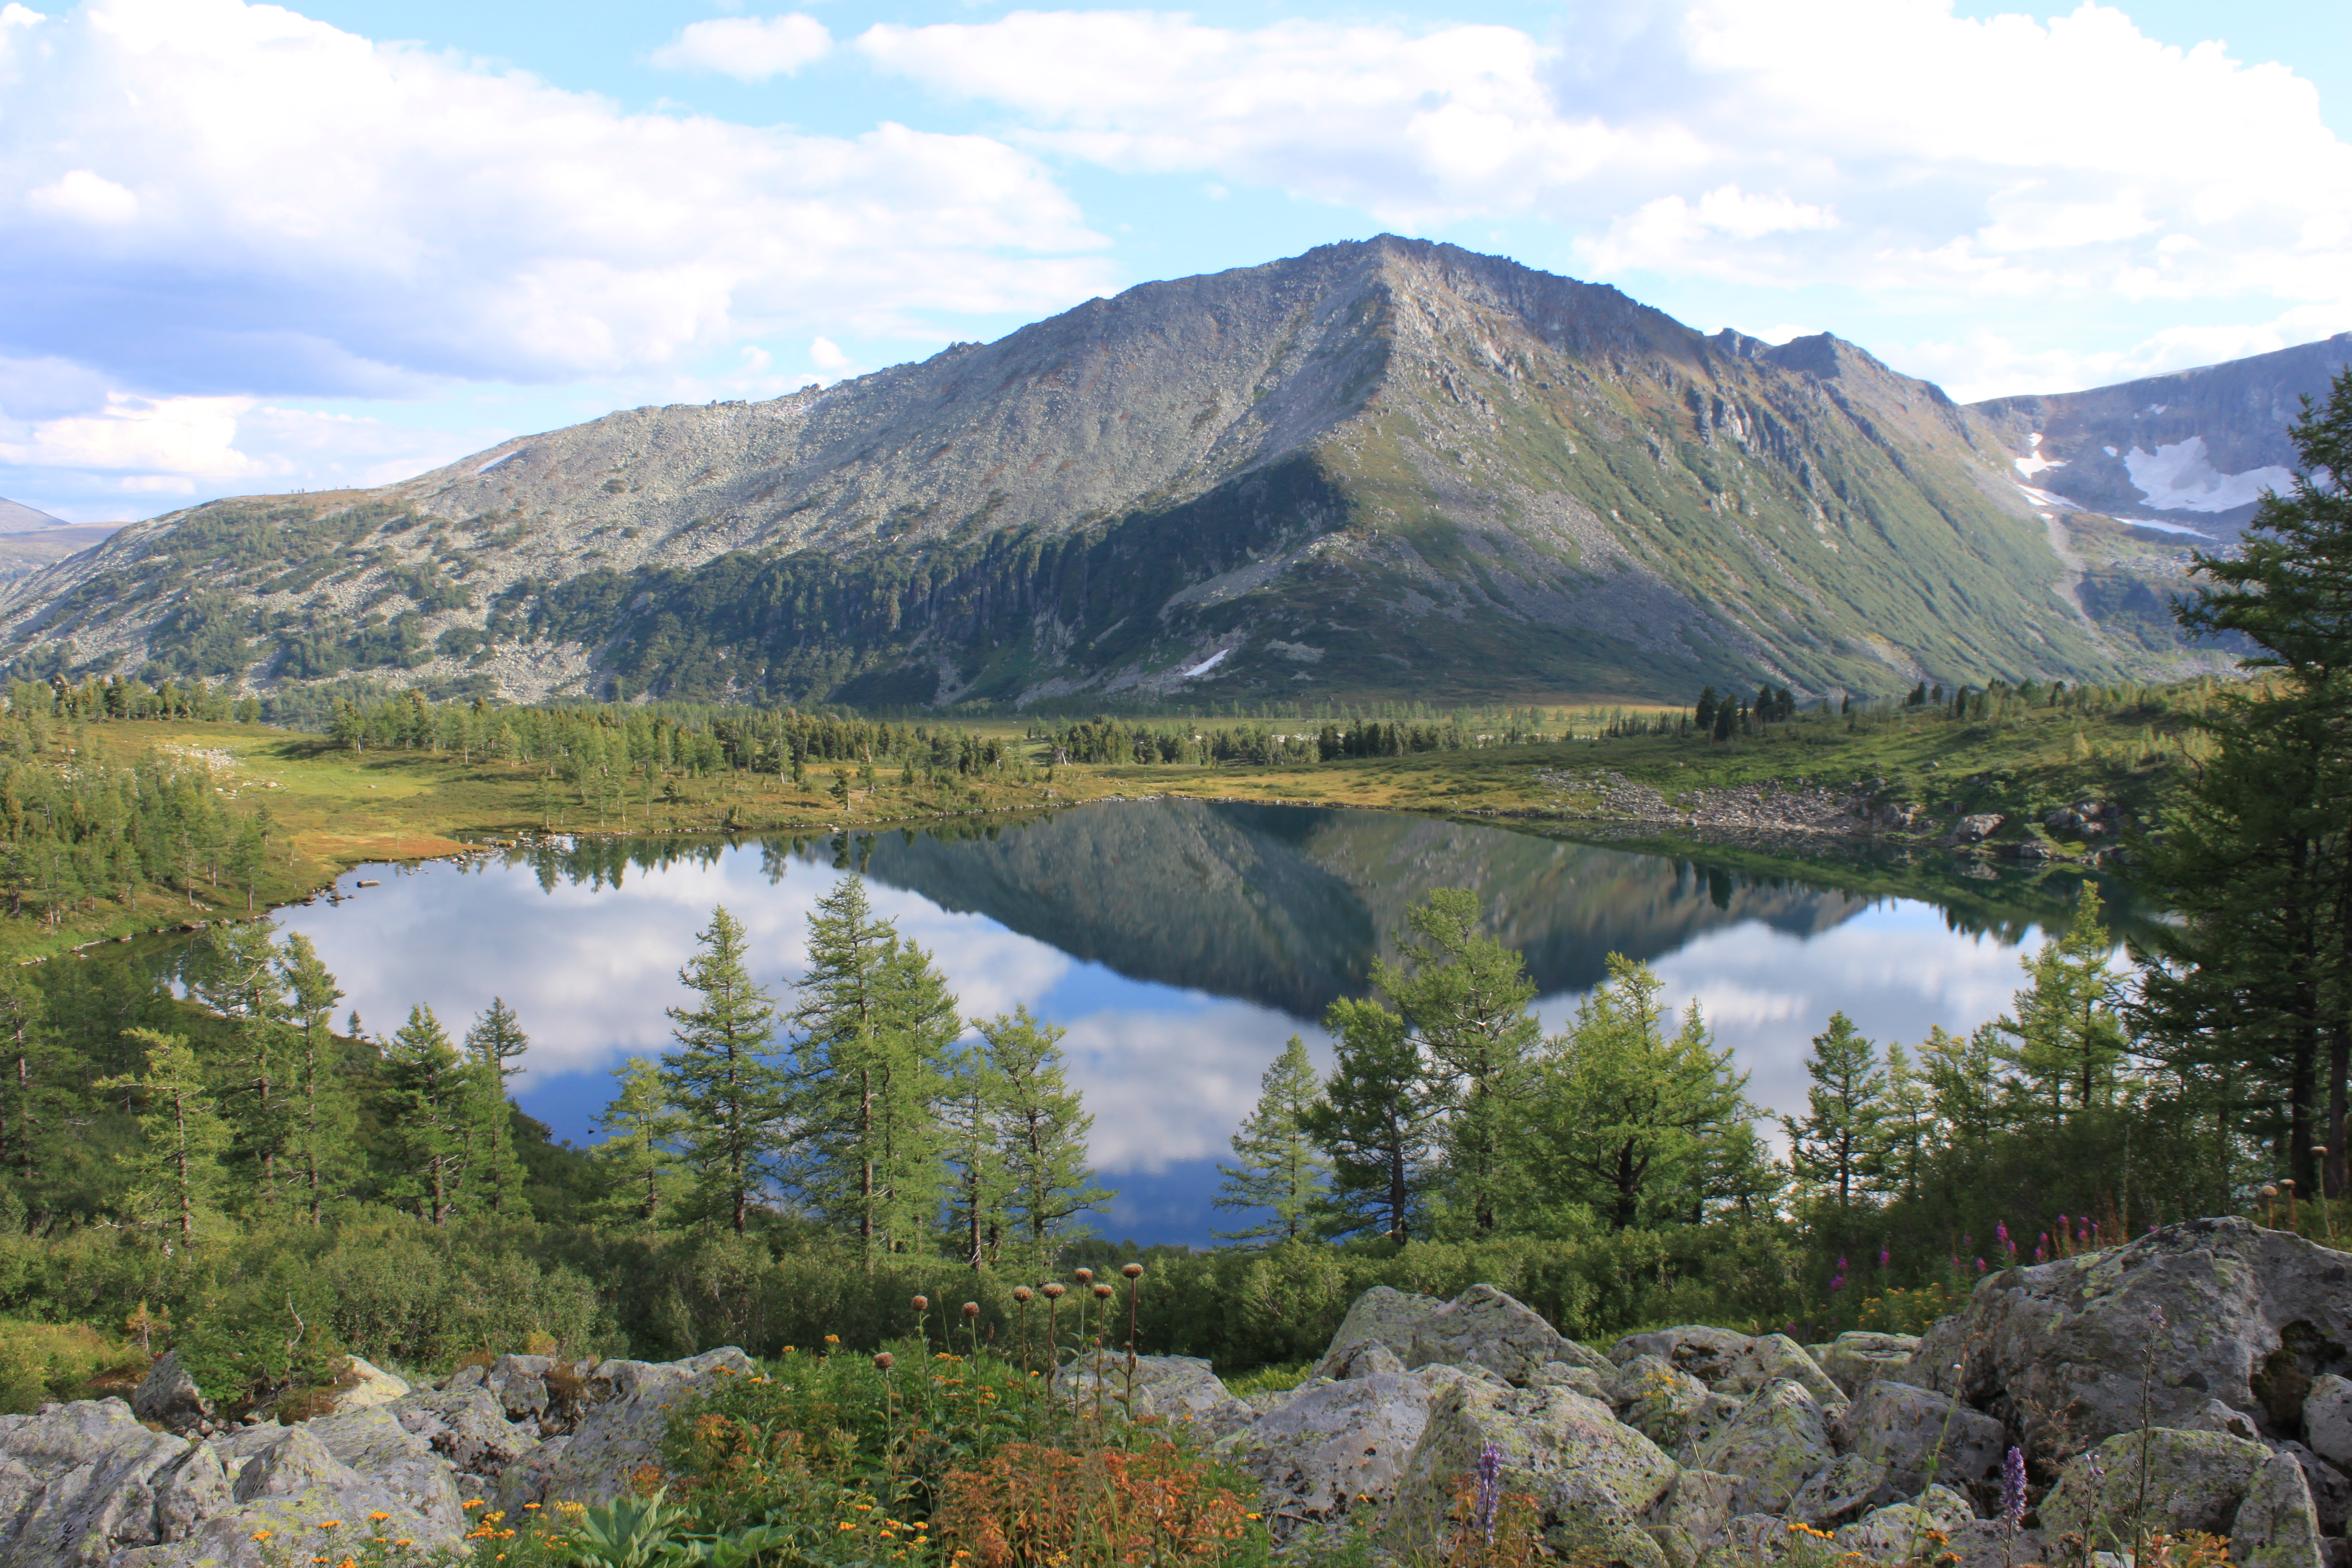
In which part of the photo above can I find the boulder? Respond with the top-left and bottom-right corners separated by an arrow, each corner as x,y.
318,1356 -> 410,1415
1719,1335 -> 1845,1407
2279,1441 -> 2352,1534
2305,1372 -> 2352,1467
1816,1332 -> 1921,1398
498,1346 -> 758,1509
1610,1326 -> 1754,1386
1830,1379 -> 2006,1486
1050,1353 -> 1254,1441
1608,1355 -> 1712,1449
130,1354 -> 210,1433
1526,1362 -> 1610,1400
1828,1484 -> 1977,1558
125,1424 -> 459,1568
2038,1428 -> 2272,1545
391,1385 -> 540,1481
1387,1380 -> 1677,1567
1785,1454 -> 1898,1526
1671,1392 -> 1749,1467
0,1398 -> 195,1564
1212,1372 -> 1433,1534
1909,1216 -> 2352,1466
1955,814 -> 2005,843
1315,1286 -> 1441,1375
149,1443 -> 232,1544
1407,1284 -> 1602,1385
1323,1338 -> 1404,1381
2185,1399 -> 2265,1443
2235,1450 -> 2326,1568
1691,1379 -> 1833,1515
296,1404 -> 466,1538
1645,1469 -> 1742,1556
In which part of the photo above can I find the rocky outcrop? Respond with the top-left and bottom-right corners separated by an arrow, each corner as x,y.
1050,1353 -> 1254,1443
1407,1284 -> 1605,1385
1212,1372 -> 1436,1534
1315,1286 -> 1441,1376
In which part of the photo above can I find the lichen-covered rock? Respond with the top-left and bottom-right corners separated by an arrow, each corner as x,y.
1815,1332 -> 1922,1398
148,1443 -> 231,1544
1645,1468 -> 1742,1555
1407,1284 -> 1600,1385
1828,1484 -> 1976,1558
1671,1392 -> 1749,1467
1387,1379 -> 1677,1566
2305,1372 -> 2352,1468
296,1405 -> 465,1537
1830,1379 -> 2005,1485
1212,1372 -> 1432,1534
130,1354 -> 209,1434
1610,1326 -> 1753,1386
499,1347 -> 759,1510
117,1424 -> 464,1568
1692,1379 -> 1833,1515
1721,1335 -> 1845,1408
2278,1441 -> 2352,1533
2234,1450 -> 2325,1568
1785,1454 -> 1897,1526
1316,1286 -> 1442,1375
0,1397 -> 193,1565
1609,1355 -> 1712,1448
2038,1428 -> 2272,1545
1910,1217 -> 2352,1466
391,1385 -> 540,1481
319,1356 -> 410,1415
1051,1354 -> 1254,1440
1323,1338 -> 1404,1382
1527,1361 -> 1609,1400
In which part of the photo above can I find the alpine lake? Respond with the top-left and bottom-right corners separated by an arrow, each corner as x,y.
211,799 -> 2141,1245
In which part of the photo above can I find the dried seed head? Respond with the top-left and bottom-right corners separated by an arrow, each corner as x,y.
873,1352 -> 894,1371
1012,1286 -> 1033,1304
1074,1268 -> 1094,1283
2283,1178 -> 2298,1189
1121,1264 -> 1143,1279
912,1295 -> 929,1312
1042,1283 -> 1066,1300
1092,1283 -> 1114,1300
962,1302 -> 980,1319
2263,1184 -> 2280,1198
2317,1145 -> 2332,1157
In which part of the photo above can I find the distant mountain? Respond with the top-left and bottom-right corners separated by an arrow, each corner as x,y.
0,497 -> 67,536
0,524 -> 127,585
1970,335 -> 2351,538
0,238 -> 2254,707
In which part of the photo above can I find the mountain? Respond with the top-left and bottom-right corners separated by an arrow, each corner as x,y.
0,237 -> 2257,708
1969,334 -> 2352,538
0,525 -> 127,586
0,497 -> 68,536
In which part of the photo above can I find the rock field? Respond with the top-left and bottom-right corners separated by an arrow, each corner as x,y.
1,1217 -> 2344,1567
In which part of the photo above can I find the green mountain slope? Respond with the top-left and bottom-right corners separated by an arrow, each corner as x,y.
0,238 -> 2221,706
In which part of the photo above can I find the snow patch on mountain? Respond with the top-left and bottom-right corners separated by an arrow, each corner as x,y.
2124,437 -> 2292,513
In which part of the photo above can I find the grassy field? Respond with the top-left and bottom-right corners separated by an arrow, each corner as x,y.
10,683 -> 2210,962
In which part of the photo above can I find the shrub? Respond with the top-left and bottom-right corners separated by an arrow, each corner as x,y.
936,1442 -> 1261,1568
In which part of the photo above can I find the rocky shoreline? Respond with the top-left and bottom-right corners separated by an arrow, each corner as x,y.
0,1218 -> 2335,1566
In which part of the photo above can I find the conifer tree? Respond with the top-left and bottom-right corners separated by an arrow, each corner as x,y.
1520,956 -> 1749,1228
188,920 -> 290,1211
940,1037 -> 1012,1268
1784,1012 -> 1891,1210
1304,999 -> 1434,1244
2000,887 -> 2127,1118
1213,1035 -> 1328,1244
664,906 -> 783,1232
790,878 -> 957,1263
384,1005 -> 473,1226
0,970 -> 59,1195
463,998 -> 531,1216
277,933 -> 354,1225
592,1055 -> 685,1227
101,1029 -> 230,1238
980,1007 -> 1108,1272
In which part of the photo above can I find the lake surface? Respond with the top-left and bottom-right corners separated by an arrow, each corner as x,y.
268,800 -> 2128,1244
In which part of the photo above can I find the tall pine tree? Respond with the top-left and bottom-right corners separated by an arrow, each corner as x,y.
277,933 -> 354,1225
384,1005 -> 473,1226
1213,1035 -> 1328,1244
664,906 -> 783,1232
1784,1011 -> 1891,1211
593,1056 -> 685,1227
100,1029 -> 230,1238
1305,999 -> 1434,1244
980,1007 -> 1108,1273
463,999 -> 531,1217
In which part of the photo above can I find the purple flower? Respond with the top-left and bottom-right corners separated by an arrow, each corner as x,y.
2001,1446 -> 2028,1531
1975,1258 -> 1987,1273
1879,1248 -> 1891,1270
1474,1440 -> 1504,1544
1996,1222 -> 2008,1244
2033,1246 -> 2046,1262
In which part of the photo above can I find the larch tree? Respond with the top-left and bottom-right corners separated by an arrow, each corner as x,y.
981,1007 -> 1108,1273
383,1005 -> 473,1226
463,998 -> 531,1216
592,1055 -> 685,1227
663,905 -> 783,1232
101,1029 -> 230,1239
1304,996 -> 1435,1244
277,932 -> 354,1224
188,919 -> 290,1211
1213,1035 -> 1329,1244
2000,887 -> 2128,1118
940,1036 -> 1012,1268
1785,1011 -> 1892,1211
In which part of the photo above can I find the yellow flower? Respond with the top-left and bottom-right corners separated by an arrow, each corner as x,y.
523,1502 -> 541,1510
368,1512 -> 392,1522
318,1520 -> 343,1530
854,1503 -> 875,1512
840,1522 -> 859,1532
825,1334 -> 841,1344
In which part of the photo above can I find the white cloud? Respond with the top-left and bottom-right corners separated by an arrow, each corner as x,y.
809,335 -> 852,371
651,13 -> 832,81
26,168 -> 137,224
857,1 -> 2352,322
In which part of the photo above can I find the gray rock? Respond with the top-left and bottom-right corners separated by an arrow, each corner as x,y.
125,1425 -> 458,1568
1051,1354 -> 1254,1441
1816,1332 -> 1921,1398
1830,1484 -> 1977,1558
1407,1284 -> 1598,1385
1526,1361 -> 1610,1400
293,1406 -> 465,1539
1387,1380 -> 1676,1568
1316,1286 -> 1441,1375
1323,1338 -> 1404,1381
392,1385 -> 540,1480
130,1355 -> 210,1433
1831,1379 -> 2006,1485
1646,1469 -> 1742,1554
1910,1216 -> 2352,1467
2236,1450 -> 2326,1568
2280,1441 -> 2352,1534
1671,1392 -> 1750,1467
1692,1379 -> 1834,1515
1720,1334 -> 1845,1407
1610,1326 -> 1754,1386
2185,1398 -> 2264,1443
497,1346 -> 758,1510
0,1398 -> 192,1565
1608,1355 -> 1713,1449
318,1356 -> 410,1415
2039,1428 -> 2272,1545
1786,1454 -> 1898,1526
2305,1372 -> 2352,1467
149,1443 -> 231,1543
1212,1372 -> 1433,1534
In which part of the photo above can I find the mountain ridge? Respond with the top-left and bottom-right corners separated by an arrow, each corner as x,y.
0,237 -> 2265,708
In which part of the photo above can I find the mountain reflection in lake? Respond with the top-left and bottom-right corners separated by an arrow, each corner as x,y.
272,799 -> 2112,1244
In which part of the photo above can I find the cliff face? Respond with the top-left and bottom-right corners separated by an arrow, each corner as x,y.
0,238 -> 2224,706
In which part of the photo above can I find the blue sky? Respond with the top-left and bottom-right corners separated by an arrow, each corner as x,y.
1,0 -> 2345,521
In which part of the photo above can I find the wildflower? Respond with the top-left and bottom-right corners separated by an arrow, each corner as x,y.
875,1352 -> 896,1371
1074,1268 -> 1093,1283
523,1502 -> 540,1510
1092,1283 -> 1114,1299
249,1530 -> 273,1543
1879,1247 -> 1891,1270
825,1334 -> 840,1344
1473,1439 -> 1505,1545
369,1512 -> 392,1523
2001,1446 -> 2028,1532
963,1302 -> 980,1319
841,1522 -> 859,1532
1042,1282 -> 1066,1299
913,1295 -> 930,1312
1122,1263 -> 1143,1279
1012,1286 -> 1033,1304
1976,1258 -> 1987,1273
318,1520 -> 343,1530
